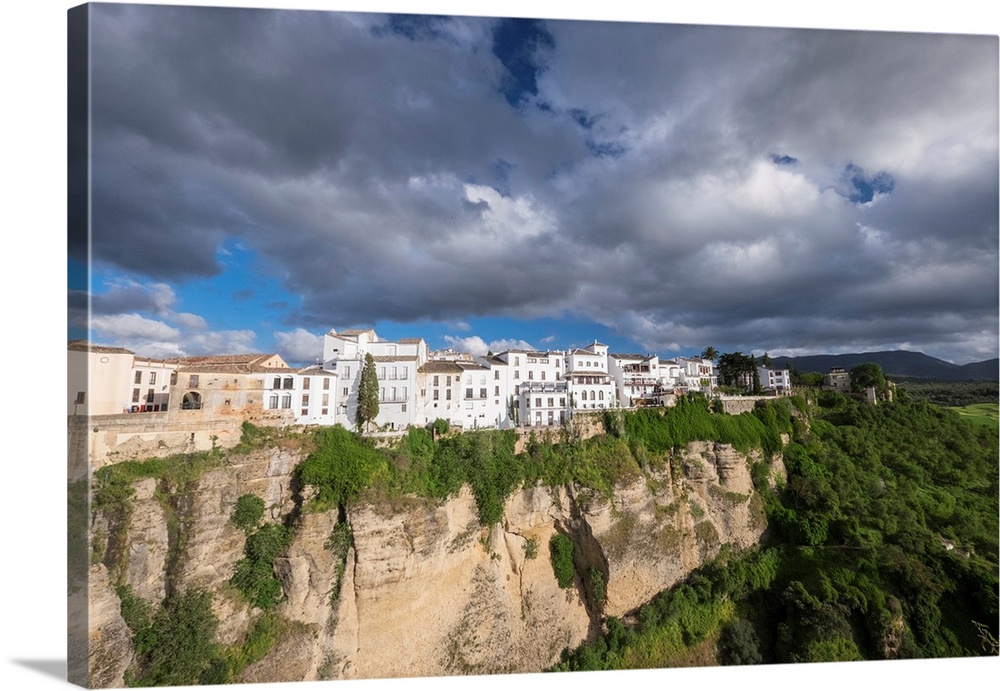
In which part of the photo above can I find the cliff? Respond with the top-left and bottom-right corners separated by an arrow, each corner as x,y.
87,439 -> 780,686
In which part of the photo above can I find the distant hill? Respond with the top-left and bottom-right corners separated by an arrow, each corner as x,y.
769,350 -> 998,381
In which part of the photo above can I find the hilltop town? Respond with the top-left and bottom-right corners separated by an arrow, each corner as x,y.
68,327 -> 834,467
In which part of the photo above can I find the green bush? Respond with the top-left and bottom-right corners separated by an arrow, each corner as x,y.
132,588 -> 219,686
720,618 -> 762,665
524,536 -> 539,560
550,534 -> 575,588
231,494 -> 266,534
231,523 -> 292,610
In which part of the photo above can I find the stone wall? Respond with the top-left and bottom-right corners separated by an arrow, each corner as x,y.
70,414 -> 248,469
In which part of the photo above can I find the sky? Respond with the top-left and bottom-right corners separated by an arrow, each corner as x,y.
66,1 -> 999,367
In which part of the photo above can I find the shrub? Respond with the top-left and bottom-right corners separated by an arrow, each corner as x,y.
231,494 -> 266,534
132,588 -> 219,686
231,523 -> 292,610
550,534 -> 576,588
524,536 -> 539,560
720,618 -> 762,665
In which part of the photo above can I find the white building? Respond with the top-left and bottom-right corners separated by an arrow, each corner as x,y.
757,366 -> 792,394
68,340 -> 136,415
292,366 -> 338,425
323,328 -> 427,431
675,356 -> 717,393
609,352 -> 664,407
564,342 -> 616,411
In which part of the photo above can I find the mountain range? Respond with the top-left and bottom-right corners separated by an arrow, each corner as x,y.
768,350 -> 998,381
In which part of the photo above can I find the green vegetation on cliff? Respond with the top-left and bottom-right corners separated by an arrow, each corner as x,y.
554,396 -> 999,670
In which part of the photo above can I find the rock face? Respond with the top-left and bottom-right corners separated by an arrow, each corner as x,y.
88,440 -> 777,685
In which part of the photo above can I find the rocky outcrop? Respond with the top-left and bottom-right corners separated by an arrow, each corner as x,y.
89,439 -> 779,685
86,565 -> 134,688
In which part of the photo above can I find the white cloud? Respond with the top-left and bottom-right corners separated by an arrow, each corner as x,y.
274,328 -> 324,364
443,335 -> 537,356
185,330 -> 258,355
90,313 -> 181,342
173,312 -> 208,330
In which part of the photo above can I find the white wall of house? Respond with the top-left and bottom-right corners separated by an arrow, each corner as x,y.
323,329 -> 426,431
565,343 -> 616,411
291,368 -> 338,426
68,343 -> 135,415
757,366 -> 792,393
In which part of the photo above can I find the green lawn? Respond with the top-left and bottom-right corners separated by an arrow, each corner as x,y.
948,402 -> 999,429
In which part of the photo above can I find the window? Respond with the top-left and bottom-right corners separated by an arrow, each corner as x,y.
514,385 -> 520,395
599,391 -> 605,400
343,366 -> 350,379
269,394 -> 278,409
391,387 -> 397,401
581,391 -> 588,401
560,397 -> 565,406
514,370 -> 520,379
170,372 -> 177,385
149,372 -> 156,385
283,377 -> 293,389
466,388 -> 473,399
147,389 -> 155,402
480,388 -> 487,399
433,375 -> 439,386
323,378 -> 330,390
132,388 -> 140,403
75,391 -> 85,405
281,394 -> 291,409
494,370 -> 500,380
303,377 -> 310,390
273,377 -> 281,389
322,394 -> 329,406
446,389 -> 451,400
528,371 -> 534,380
321,408 -> 328,415
401,403 -> 407,412
188,375 -> 199,388
536,398 -> 542,407
434,390 -> 439,400
135,371 -> 142,384
495,386 -> 500,396
302,394 -> 310,407
343,387 -> 349,397
514,357 -> 520,366
548,397 -> 554,407
302,409 -> 308,417
401,366 -> 407,378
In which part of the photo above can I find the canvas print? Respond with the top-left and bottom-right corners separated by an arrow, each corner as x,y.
67,2 -> 999,688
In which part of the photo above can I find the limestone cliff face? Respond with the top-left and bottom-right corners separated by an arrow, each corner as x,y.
88,440 -> 778,686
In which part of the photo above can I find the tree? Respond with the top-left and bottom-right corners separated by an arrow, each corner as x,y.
762,352 -> 773,368
849,362 -> 886,394
356,352 -> 379,433
718,351 -> 758,391
701,346 -> 719,362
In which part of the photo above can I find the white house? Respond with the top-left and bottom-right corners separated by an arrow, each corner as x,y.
323,328 -> 427,431
291,366 -> 338,426
609,352 -> 663,407
757,366 -> 792,394
564,342 -> 616,411
67,340 -> 136,415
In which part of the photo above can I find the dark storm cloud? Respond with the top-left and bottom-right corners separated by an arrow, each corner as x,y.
85,5 -> 998,363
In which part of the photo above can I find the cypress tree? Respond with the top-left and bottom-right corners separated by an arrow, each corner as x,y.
356,352 -> 379,433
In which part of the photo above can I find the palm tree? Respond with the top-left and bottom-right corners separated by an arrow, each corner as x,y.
701,346 -> 719,362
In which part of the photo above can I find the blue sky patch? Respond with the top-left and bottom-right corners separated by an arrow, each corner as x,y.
491,18 -> 555,107
844,163 -> 895,203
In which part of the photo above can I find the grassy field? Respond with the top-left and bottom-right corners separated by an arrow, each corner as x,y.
948,402 -> 999,429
